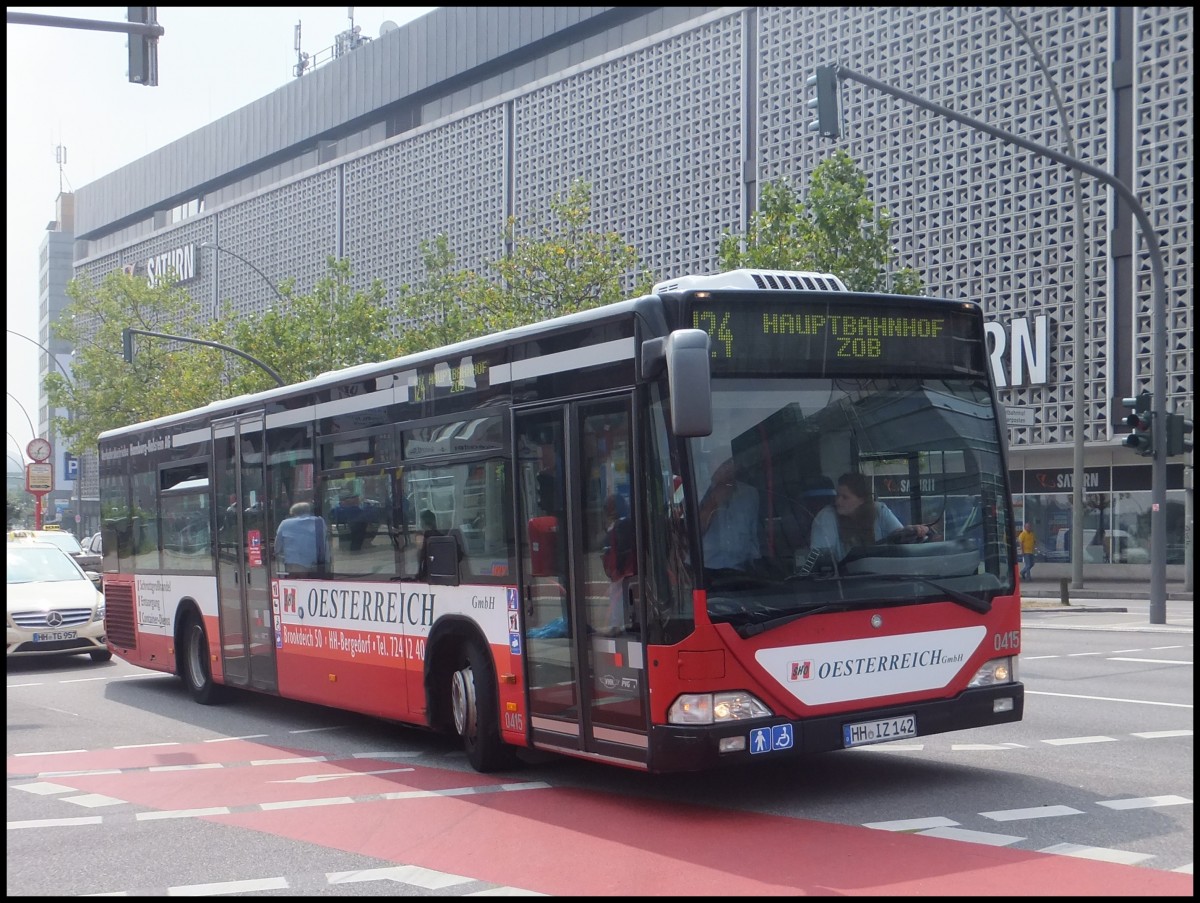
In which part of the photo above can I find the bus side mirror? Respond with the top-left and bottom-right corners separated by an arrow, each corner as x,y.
642,329 -> 712,437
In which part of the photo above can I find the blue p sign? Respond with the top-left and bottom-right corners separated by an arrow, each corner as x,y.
64,452 -> 78,480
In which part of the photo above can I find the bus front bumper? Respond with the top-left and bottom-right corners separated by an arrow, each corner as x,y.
648,683 -> 1024,773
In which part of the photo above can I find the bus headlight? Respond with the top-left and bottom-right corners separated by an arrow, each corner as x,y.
668,691 -> 772,725
968,656 -> 1016,687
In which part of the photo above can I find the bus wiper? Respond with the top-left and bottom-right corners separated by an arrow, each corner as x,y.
908,576 -> 991,614
737,578 -> 991,638
739,604 -> 843,638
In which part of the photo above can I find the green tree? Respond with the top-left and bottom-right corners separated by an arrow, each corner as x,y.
719,150 -> 924,294
47,258 -> 396,453
46,269 -> 219,453
211,256 -> 395,393
392,235 -> 493,357
8,488 -> 35,530
395,180 -> 653,354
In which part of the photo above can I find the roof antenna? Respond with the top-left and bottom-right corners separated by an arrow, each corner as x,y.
55,144 -> 68,194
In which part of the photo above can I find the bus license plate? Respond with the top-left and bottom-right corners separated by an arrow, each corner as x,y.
843,714 -> 917,748
33,630 -> 78,642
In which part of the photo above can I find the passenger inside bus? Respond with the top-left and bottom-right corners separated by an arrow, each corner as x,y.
699,457 -> 761,573
330,493 -> 371,551
415,508 -> 440,579
274,501 -> 328,578
601,494 -> 637,630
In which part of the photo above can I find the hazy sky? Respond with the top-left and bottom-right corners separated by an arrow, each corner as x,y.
6,6 -> 435,471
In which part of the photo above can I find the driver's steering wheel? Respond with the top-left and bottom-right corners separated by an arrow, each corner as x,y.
886,525 -> 930,544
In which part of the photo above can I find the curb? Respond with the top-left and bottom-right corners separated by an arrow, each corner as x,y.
1019,588 -> 1193,603
1021,604 -> 1130,613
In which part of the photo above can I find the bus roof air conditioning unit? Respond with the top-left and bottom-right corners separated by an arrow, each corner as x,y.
652,269 -> 848,294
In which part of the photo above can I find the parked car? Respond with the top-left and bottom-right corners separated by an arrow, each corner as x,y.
8,527 -> 101,572
81,531 -> 103,556
1082,529 -> 1150,564
6,541 -> 110,662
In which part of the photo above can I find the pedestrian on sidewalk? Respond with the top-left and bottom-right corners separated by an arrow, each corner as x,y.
1017,522 -> 1038,580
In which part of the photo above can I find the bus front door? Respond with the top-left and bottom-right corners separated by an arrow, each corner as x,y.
213,413 -> 278,693
516,398 -> 649,768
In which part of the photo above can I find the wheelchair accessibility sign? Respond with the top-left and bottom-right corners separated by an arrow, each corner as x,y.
749,724 -> 794,754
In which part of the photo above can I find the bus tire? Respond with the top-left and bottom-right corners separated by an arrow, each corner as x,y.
450,642 -> 515,772
89,649 -> 113,663
180,613 -> 221,705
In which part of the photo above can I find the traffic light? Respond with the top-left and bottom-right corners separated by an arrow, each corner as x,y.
1166,413 -> 1193,457
1120,392 -> 1154,457
127,7 -> 159,86
122,328 -> 134,363
807,65 -> 841,138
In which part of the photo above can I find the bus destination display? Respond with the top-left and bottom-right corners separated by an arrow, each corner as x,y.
690,299 -> 985,376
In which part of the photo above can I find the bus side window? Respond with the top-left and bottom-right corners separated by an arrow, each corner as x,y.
320,471 -> 394,579
401,459 -> 513,582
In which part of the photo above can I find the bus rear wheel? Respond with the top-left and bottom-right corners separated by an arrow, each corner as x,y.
449,642 -> 515,772
181,614 -> 221,705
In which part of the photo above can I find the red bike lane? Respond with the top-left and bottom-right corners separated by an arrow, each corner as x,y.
10,741 -> 1193,896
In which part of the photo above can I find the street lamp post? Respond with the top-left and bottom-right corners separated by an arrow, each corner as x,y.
199,240 -> 286,316
6,329 -> 81,532
9,396 -> 44,528
1001,9 -> 1089,591
7,392 -> 36,441
823,64 -> 1172,624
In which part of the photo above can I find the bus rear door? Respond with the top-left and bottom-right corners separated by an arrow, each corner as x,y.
213,413 -> 278,693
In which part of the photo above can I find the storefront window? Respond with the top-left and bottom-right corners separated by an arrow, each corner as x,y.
1012,464 -> 1186,567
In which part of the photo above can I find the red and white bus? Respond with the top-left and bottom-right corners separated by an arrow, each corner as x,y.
98,268 -> 1023,773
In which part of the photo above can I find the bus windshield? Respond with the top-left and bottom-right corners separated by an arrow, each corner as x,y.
688,375 -> 1014,627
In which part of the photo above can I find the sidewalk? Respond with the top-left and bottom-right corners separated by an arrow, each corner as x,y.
1018,576 -> 1193,603
1017,575 -> 1193,633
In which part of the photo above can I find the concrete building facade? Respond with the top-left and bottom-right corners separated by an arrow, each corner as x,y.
56,7 -> 1192,576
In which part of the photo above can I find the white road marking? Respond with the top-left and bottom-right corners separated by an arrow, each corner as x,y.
6,816 -> 103,829
327,864 -> 475,889
12,781 -> 78,795
259,796 -> 355,810
136,807 -> 231,820
62,794 -> 126,808
1036,842 -> 1153,865
863,816 -> 958,831
150,762 -> 223,772
352,750 -> 424,758
269,767 -> 414,783
979,805 -> 1082,821
1026,690 -> 1192,708
916,826 -> 1024,846
1097,795 -> 1191,810
168,877 -> 288,895
1043,736 -> 1118,745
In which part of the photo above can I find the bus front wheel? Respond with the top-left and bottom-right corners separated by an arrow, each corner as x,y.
449,642 -> 514,772
181,614 -> 221,705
